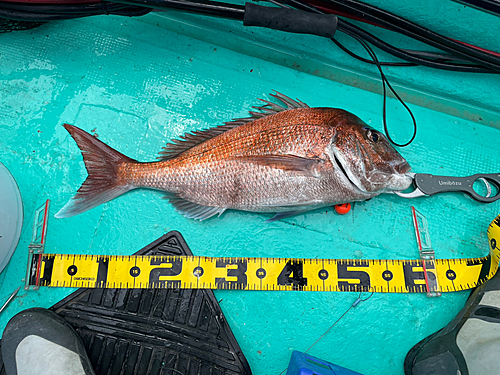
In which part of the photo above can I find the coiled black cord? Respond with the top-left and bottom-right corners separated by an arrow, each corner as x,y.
265,0 -> 418,146
336,32 -> 417,146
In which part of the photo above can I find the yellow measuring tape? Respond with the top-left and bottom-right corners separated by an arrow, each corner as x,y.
28,216 -> 500,293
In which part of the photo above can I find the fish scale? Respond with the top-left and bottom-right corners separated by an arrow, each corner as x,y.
55,93 -> 412,221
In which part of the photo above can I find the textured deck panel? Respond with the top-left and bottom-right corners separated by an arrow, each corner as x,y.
0,231 -> 250,375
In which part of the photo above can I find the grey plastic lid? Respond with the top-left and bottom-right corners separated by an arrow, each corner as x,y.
0,162 -> 23,274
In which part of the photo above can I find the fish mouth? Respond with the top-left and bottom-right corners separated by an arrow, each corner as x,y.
393,160 -> 411,174
390,172 -> 414,191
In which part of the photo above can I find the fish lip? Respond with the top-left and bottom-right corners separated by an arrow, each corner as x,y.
394,161 -> 411,174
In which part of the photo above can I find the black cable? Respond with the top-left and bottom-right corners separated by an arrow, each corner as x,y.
0,2 -> 150,21
0,9 -> 88,21
332,38 -> 476,68
338,19 -> 492,73
339,30 -> 417,146
313,0 -> 500,72
332,39 -> 417,67
0,2 -> 129,13
0,0 -> 243,22
270,0 -> 494,72
264,0 -> 417,145
399,49 -> 474,64
114,0 -> 245,19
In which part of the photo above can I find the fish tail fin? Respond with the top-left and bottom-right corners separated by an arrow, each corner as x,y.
55,124 -> 137,218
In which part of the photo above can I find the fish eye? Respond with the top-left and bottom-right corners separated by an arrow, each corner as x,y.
365,128 -> 379,143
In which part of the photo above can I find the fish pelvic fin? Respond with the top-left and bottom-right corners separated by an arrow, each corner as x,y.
55,124 -> 137,218
266,210 -> 312,223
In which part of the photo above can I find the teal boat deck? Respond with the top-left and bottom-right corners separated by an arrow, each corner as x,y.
2,3 -> 500,374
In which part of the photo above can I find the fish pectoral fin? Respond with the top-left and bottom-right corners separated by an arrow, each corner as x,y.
236,155 -> 323,176
165,195 -> 226,221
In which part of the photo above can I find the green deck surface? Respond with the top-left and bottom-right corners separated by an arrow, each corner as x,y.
1,5 -> 500,374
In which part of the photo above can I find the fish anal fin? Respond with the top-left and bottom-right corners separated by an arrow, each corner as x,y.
165,195 -> 226,221
237,155 -> 323,176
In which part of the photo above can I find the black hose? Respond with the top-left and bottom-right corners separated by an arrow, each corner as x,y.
338,20 -> 493,73
114,0 -> 245,19
314,0 -> 500,71
0,2 -> 150,21
270,0 -> 495,72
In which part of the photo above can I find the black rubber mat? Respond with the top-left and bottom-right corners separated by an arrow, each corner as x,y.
0,231 -> 251,375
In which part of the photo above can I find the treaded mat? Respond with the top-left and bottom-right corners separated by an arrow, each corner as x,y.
0,231 -> 251,375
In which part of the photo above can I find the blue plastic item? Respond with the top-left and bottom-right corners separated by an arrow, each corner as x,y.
287,351 -> 363,375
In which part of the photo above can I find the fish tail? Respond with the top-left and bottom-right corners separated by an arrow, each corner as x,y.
55,124 -> 137,218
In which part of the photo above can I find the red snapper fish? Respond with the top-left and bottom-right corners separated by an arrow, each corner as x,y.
55,93 -> 412,222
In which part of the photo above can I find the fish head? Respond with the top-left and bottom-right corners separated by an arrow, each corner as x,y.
328,111 -> 412,194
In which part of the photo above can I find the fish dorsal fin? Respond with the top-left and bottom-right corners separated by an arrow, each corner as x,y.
158,124 -> 240,161
158,92 -> 309,161
226,91 -> 310,127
